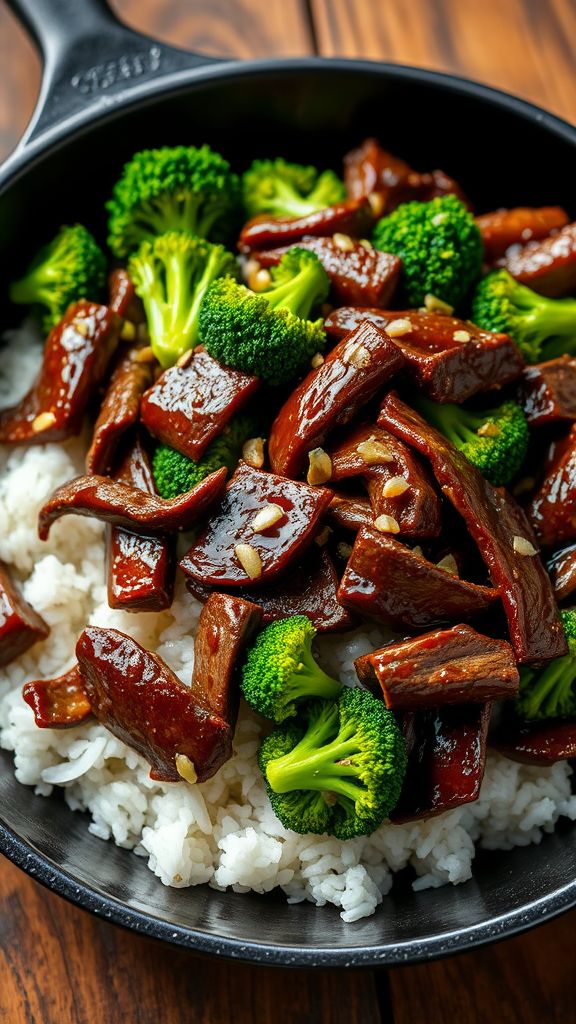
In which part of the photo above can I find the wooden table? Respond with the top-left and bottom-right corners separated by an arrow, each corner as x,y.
0,1 -> 575,1020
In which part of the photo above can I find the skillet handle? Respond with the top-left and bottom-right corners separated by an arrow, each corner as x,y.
6,0 -> 219,148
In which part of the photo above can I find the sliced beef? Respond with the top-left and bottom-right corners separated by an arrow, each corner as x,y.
324,307 -> 523,403
355,624 -> 518,710
390,703 -> 492,822
499,222 -> 576,297
0,565 -> 49,666
186,548 -> 353,633
180,461 -> 332,588
491,718 -> 576,765
23,665 -> 92,728
191,593 -> 262,722
86,345 -> 155,475
327,493 -> 375,532
38,466 -> 227,540
520,356 -> 576,428
328,423 -> 441,538
268,321 -> 405,479
238,197 -> 375,252
76,627 -> 233,782
343,138 -> 469,212
140,347 -> 259,460
108,268 -> 144,321
254,236 -> 401,307
337,528 -> 498,631
476,206 -> 569,262
378,393 -> 566,663
106,435 -> 175,612
547,543 -> 576,603
0,301 -> 119,444
528,425 -> 576,548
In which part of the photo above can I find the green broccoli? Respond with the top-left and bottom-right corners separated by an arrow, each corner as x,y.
107,144 -> 241,258
517,610 -> 576,720
10,224 -> 106,333
241,616 -> 342,722
152,416 -> 255,498
128,231 -> 237,368
242,158 -> 346,219
372,194 -> 483,309
471,269 -> 576,364
259,688 -> 407,838
414,394 -> 528,487
199,247 -> 329,385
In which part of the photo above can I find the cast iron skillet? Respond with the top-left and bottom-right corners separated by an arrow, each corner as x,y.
1,0 -> 575,968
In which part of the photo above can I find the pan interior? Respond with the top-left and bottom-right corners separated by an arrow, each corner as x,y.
0,63 -> 575,963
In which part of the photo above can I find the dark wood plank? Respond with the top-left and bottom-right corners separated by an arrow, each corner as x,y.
0,4 -> 40,160
0,857 -> 383,1024
311,0 -> 576,122
390,907 -> 576,1023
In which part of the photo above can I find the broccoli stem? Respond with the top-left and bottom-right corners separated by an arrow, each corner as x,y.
265,261 -> 324,320
10,264 -> 61,306
520,657 -> 575,719
286,643 -> 343,705
415,395 -> 484,447
266,706 -> 366,801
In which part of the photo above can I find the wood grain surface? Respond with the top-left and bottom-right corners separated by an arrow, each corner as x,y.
0,1 -> 575,1022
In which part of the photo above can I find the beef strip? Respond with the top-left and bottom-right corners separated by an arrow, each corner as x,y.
390,704 -> 492,822
140,347 -> 259,460
86,345 -> 155,474
328,423 -> 441,538
186,548 -> 353,633
324,307 -> 523,403
327,493 -> 375,532
191,593 -> 262,722
337,528 -> 498,630
23,665 -> 92,728
268,321 -> 406,479
547,543 -> 576,602
520,356 -> 576,428
355,624 -> 518,710
378,392 -> 566,663
490,718 -> 576,765
0,301 -> 120,444
476,206 -> 569,262
498,222 -> 576,297
0,564 -> 49,666
108,268 -> 144,321
343,138 -> 469,212
238,197 -> 375,252
528,425 -> 576,548
38,466 -> 227,541
106,435 -> 175,612
76,627 -> 233,782
180,461 -> 333,588
254,236 -> 401,307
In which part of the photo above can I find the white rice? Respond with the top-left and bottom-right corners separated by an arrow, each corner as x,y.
1,325 -> 575,923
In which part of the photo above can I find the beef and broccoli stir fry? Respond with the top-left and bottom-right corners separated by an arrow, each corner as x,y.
3,137 -> 576,841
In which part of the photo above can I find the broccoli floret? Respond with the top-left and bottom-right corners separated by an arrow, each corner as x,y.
259,688 -> 407,839
199,247 -> 329,385
241,616 -> 342,722
415,395 -> 528,486
242,158 -> 346,219
10,224 -> 106,333
372,194 -> 483,309
471,269 -> 576,364
152,415 -> 255,498
107,145 -> 241,258
517,610 -> 576,720
128,231 -> 237,368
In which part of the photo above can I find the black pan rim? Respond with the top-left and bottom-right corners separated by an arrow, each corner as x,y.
0,53 -> 575,966
1,56 -> 575,190
1,813 -> 575,967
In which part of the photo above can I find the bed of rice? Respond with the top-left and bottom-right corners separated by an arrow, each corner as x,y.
1,324 -> 575,923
